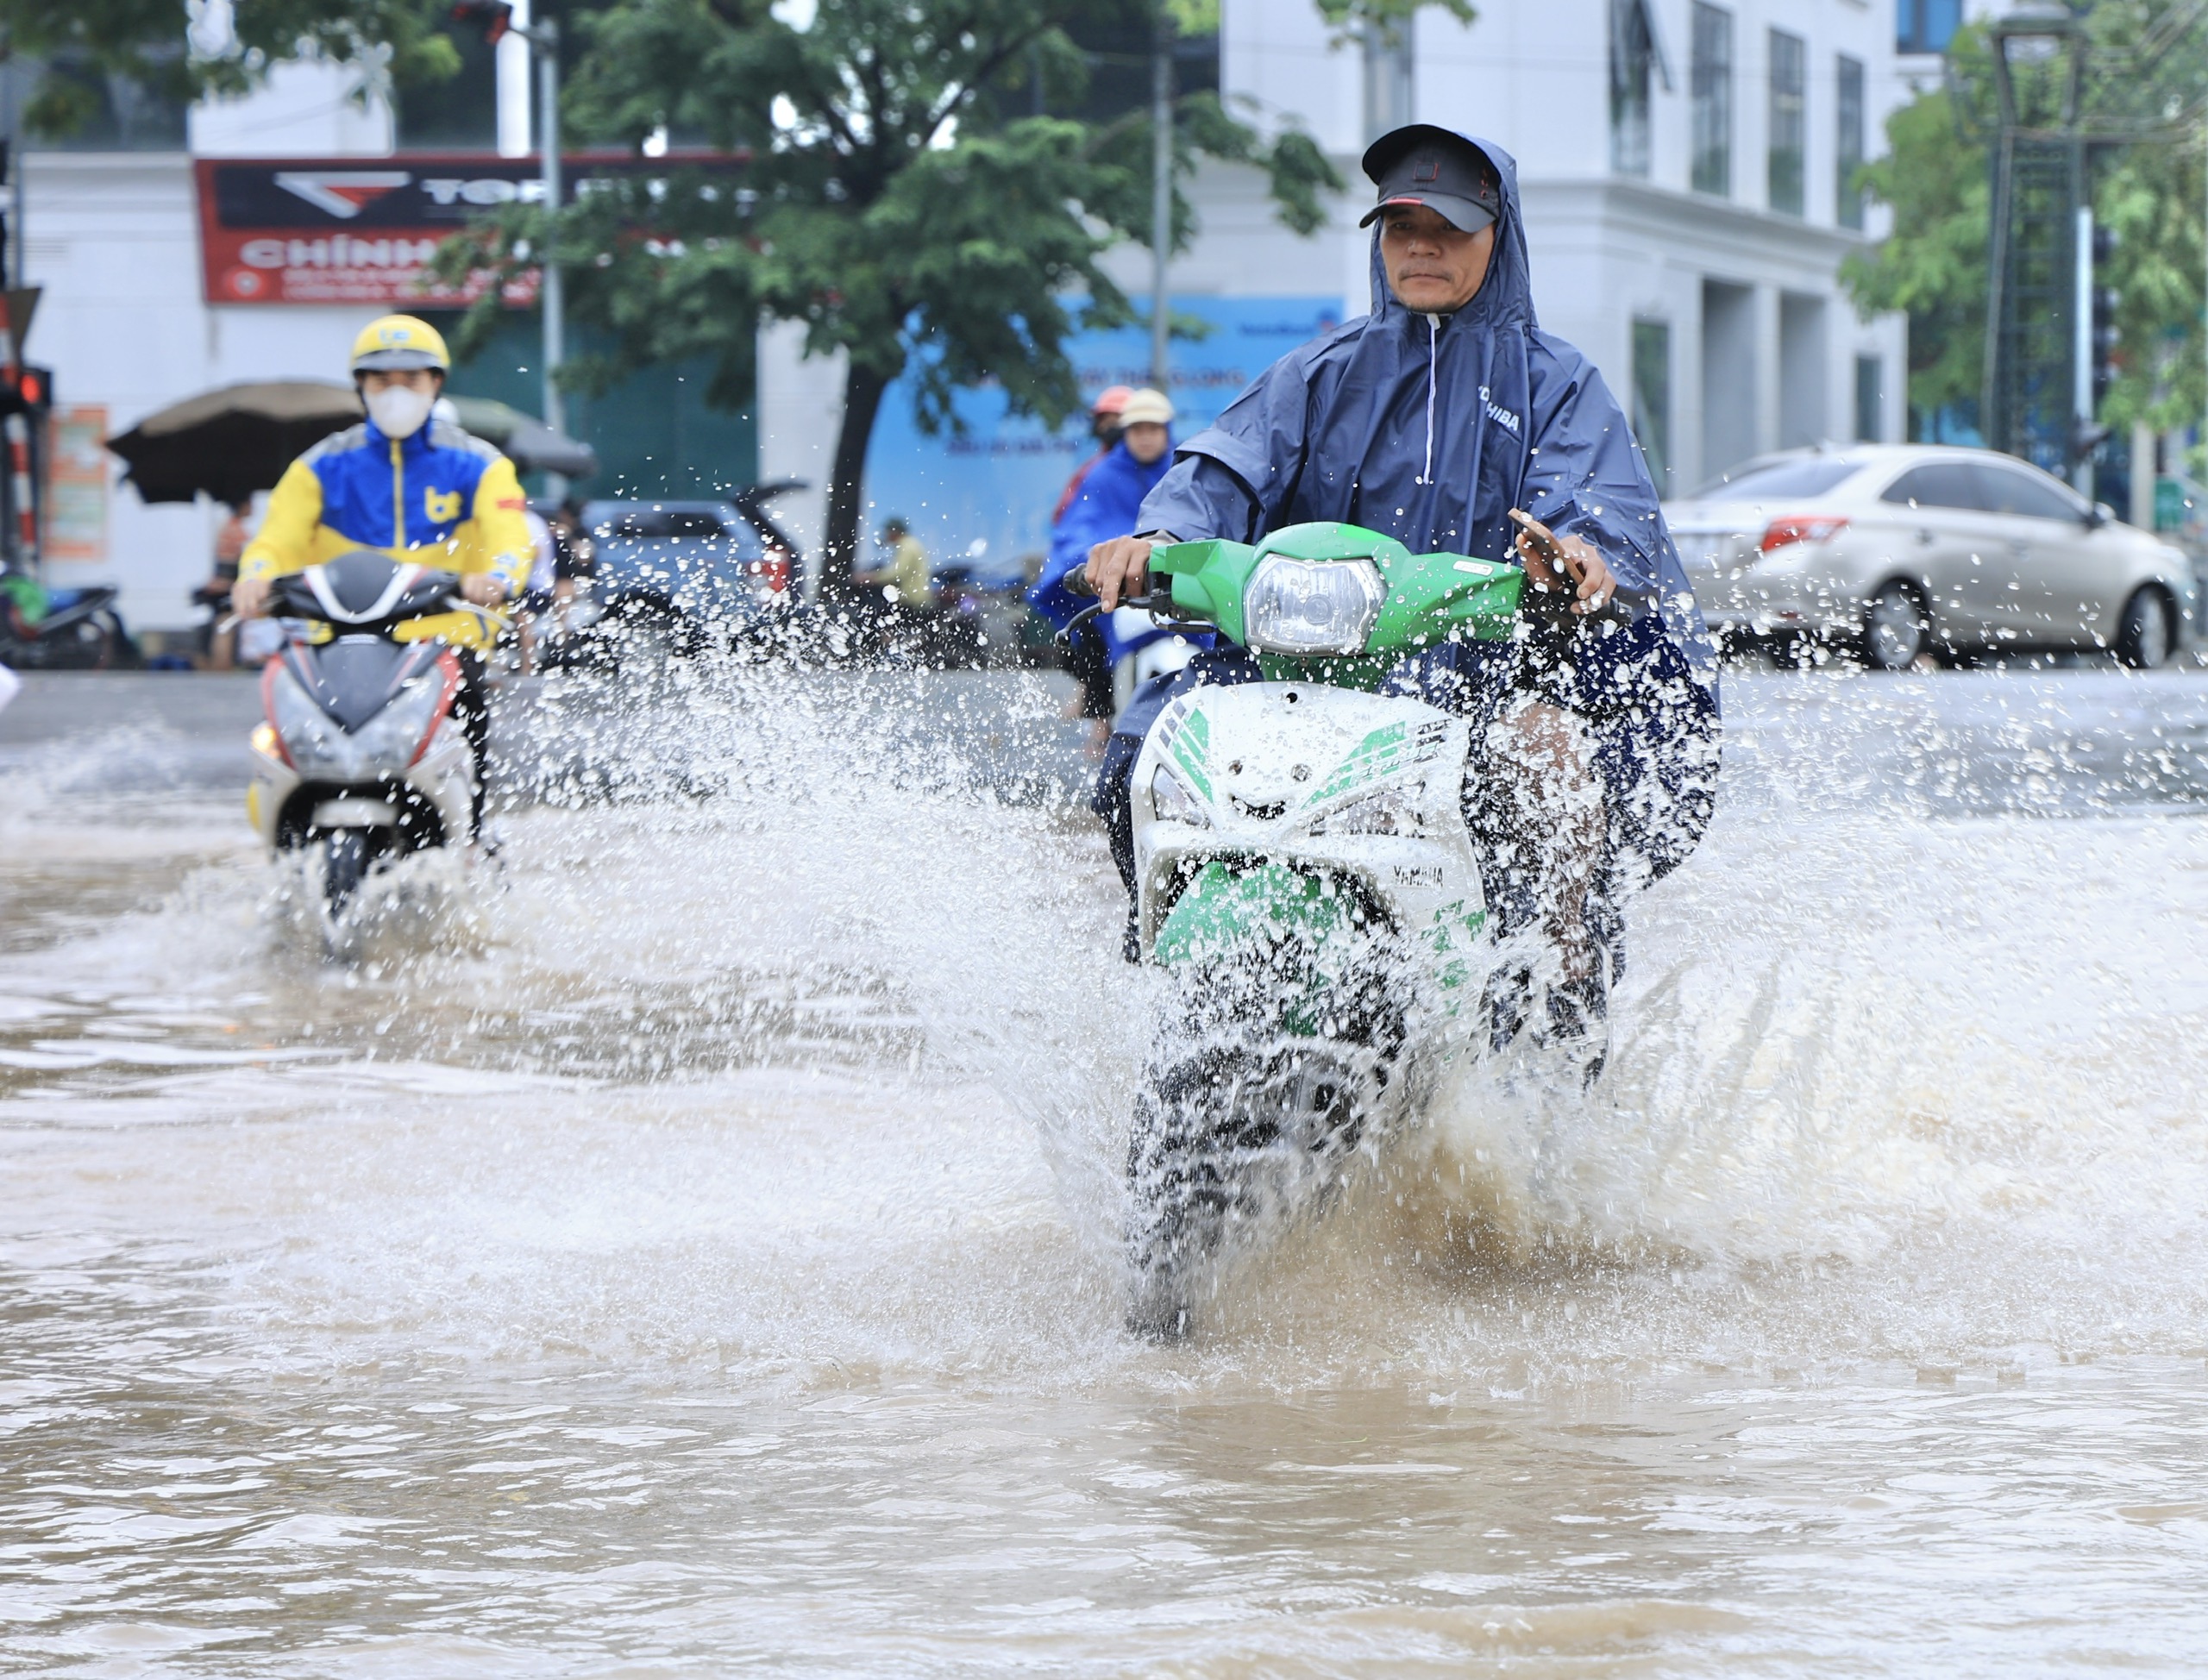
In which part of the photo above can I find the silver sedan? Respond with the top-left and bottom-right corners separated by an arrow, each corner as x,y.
1665,445 -> 2199,669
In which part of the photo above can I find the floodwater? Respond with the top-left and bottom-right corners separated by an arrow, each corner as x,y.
3,660 -> 2208,1676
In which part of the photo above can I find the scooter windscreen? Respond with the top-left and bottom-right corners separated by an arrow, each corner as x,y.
268,550 -> 461,634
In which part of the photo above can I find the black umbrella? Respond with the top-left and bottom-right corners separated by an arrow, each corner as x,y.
444,396 -> 598,480
109,380 -> 362,507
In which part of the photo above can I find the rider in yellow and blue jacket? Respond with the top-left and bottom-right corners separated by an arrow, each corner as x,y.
236,316 -> 532,649
233,314 -> 532,836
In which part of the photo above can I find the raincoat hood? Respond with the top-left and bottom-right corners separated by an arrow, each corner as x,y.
1364,133 -> 1535,331
1139,130 -> 1714,684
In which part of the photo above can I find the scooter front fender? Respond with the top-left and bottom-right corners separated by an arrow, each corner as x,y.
1153,859 -> 1360,966
1153,859 -> 1379,1038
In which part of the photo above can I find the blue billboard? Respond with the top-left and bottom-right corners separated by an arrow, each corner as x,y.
863,294 -> 1345,586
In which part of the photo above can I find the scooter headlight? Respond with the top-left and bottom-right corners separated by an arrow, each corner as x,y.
1150,763 -> 1211,828
1308,780 -> 1430,838
1244,556 -> 1385,655
269,666 -> 361,780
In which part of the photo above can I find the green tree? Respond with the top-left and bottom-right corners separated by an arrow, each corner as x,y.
1310,0 -> 1476,46
0,0 -> 458,137
1844,9 -> 2208,448
438,0 -> 1347,595
1839,84 -> 1989,434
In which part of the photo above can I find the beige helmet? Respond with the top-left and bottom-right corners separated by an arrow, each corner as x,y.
1117,387 -> 1174,427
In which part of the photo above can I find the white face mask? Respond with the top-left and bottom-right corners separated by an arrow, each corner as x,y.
366,383 -> 435,440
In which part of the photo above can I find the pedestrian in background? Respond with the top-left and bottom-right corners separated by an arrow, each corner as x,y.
1049,386 -> 1135,747
192,501 -> 251,670
1055,386 -> 1133,522
1031,387 -> 1182,749
857,516 -> 938,613
512,503 -> 560,674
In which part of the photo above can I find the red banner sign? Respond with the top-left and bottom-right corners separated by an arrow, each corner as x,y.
194,154 -> 743,308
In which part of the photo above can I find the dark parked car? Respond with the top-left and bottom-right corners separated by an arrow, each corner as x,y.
554,484 -> 804,666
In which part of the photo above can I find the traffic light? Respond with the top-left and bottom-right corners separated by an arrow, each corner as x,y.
2090,223 -> 2120,411
450,0 -> 513,44
0,363 -> 51,419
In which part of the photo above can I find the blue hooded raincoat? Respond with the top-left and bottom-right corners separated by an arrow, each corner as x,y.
1032,435 -> 1194,666
1107,132 -> 1719,888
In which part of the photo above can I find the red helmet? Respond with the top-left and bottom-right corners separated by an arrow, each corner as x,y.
1090,385 -> 1135,417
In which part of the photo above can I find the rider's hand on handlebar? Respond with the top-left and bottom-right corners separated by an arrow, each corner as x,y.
1083,536 -> 1157,611
231,575 -> 271,620
460,574 -> 511,608
1509,509 -> 1616,617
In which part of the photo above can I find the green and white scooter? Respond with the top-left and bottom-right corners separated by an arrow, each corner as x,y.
1076,521 -> 1532,1338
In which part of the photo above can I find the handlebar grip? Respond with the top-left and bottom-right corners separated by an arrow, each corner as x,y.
1062,564 -> 1095,598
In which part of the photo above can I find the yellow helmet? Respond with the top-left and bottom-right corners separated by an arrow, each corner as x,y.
349,314 -> 450,374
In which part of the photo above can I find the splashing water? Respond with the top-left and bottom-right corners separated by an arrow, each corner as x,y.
3,661 -> 2207,1673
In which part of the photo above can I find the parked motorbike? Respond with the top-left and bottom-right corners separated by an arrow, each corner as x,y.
1,574 -> 141,670
1082,522 -> 1527,1339
245,550 -> 485,924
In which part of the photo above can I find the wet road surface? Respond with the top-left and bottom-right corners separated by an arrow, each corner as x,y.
3,661 -> 2207,1675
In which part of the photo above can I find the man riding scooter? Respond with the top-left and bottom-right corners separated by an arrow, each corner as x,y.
1082,125 -> 1722,1052
230,315 -> 532,838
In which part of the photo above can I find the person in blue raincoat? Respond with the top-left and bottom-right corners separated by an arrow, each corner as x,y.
1031,388 -> 1201,733
1080,123 -> 1722,1049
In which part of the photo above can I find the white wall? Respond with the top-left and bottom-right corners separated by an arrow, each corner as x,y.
189,60 -> 394,158
24,66 -> 402,631
754,320 -> 847,588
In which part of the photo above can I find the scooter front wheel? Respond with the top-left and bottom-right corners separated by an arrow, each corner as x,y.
317,828 -> 373,914
1123,1037 -> 1371,1342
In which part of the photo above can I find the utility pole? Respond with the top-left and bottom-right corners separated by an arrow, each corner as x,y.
4,63 -> 21,290
536,17 -> 563,458
454,2 -> 564,482
2073,204 -> 2094,497
1149,3 -> 1172,392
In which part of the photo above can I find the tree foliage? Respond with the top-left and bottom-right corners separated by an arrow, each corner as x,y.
1843,8 -> 2208,445
1838,83 -> 1988,429
1311,0 -> 1477,49
437,0 -> 1345,590
0,0 -> 458,138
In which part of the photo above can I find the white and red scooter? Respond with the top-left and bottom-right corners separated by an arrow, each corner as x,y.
246,550 -> 485,919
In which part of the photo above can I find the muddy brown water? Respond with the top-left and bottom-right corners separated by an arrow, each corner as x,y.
3,663 -> 2207,1676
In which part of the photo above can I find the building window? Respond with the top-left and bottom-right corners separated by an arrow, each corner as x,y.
1610,0 -> 1654,178
1767,28 -> 1805,216
1836,54 -> 1866,230
1690,4 -> 1732,198
1854,354 -> 1884,442
1897,0 -> 1962,56
1633,319 -> 1672,492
